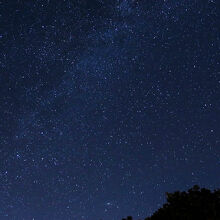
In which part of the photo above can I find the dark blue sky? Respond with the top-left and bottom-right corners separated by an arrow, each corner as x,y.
0,0 -> 219,219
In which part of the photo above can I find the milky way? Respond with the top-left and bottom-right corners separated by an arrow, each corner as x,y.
0,0 -> 220,219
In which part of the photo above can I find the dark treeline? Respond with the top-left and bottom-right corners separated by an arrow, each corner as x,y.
121,185 -> 220,220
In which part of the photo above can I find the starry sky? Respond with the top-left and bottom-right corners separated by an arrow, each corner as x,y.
0,0 -> 220,219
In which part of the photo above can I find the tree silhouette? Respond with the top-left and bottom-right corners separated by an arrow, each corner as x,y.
145,185 -> 220,220
122,185 -> 220,220
122,216 -> 133,220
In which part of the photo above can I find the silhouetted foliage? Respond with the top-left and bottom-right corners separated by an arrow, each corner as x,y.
122,185 -> 220,220
122,217 -> 133,220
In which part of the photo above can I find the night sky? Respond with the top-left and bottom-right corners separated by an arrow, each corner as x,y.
0,0 -> 220,219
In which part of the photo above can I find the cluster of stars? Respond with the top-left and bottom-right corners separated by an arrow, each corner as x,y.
0,0 -> 219,219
